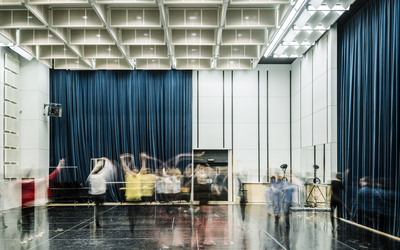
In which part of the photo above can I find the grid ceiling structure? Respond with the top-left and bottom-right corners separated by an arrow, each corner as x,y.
0,0 -> 355,70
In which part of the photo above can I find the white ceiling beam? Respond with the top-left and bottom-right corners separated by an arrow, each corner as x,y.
158,0 -> 173,69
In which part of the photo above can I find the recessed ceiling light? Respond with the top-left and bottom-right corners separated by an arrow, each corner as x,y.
191,49 -> 196,51
152,60 -> 155,62
244,16 -> 249,20
48,34 -> 53,37
230,61 -> 234,64
144,33 -> 148,36
107,48 -> 111,51
83,16 -> 87,19
150,48 -> 153,50
63,48 -> 67,51
191,33 -> 197,36
191,60 -> 196,62
189,16 -> 198,20
115,60 -> 118,62
96,34 -> 101,37
28,16 -> 33,19
238,34 -> 242,37
136,16 -> 142,20
76,60 -> 80,63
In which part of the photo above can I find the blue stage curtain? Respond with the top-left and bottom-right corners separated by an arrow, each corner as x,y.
338,0 -> 399,236
50,70 -> 192,202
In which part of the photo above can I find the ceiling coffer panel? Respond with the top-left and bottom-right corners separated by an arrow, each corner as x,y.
110,9 -> 161,28
96,59 -> 131,70
38,45 -> 78,59
83,45 -> 123,58
121,29 -> 165,45
129,45 -> 169,58
0,10 -> 46,29
70,29 -> 114,45
221,29 -> 265,45
20,30 -> 63,45
175,45 -> 213,58
171,29 -> 215,45
136,59 -> 171,70
216,58 -> 251,69
176,59 -> 211,69
226,9 -> 276,27
52,9 -> 103,28
168,9 -> 218,27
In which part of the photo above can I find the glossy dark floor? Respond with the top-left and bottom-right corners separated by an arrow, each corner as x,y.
0,204 -> 399,250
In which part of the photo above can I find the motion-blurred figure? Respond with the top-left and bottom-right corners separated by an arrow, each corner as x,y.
330,172 -> 345,230
265,176 -> 275,215
120,154 -> 141,235
352,177 -> 382,228
88,157 -> 113,228
282,180 -> 294,227
20,159 -> 64,244
272,175 -> 283,223
0,181 -> 7,229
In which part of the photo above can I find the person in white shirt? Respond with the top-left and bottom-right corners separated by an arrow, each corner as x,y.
88,157 -> 113,228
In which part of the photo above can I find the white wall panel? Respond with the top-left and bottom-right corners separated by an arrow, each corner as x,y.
313,73 -> 327,112
328,106 -> 337,143
292,120 -> 301,149
301,83 -> 312,118
301,51 -> 313,88
199,71 -> 223,97
232,71 -> 258,97
233,149 -> 258,182
268,70 -> 290,97
328,68 -> 337,106
292,91 -> 300,122
313,108 -> 327,145
260,123 -> 267,150
233,97 -> 258,123
199,96 -> 223,122
313,34 -> 327,80
291,148 -> 301,182
199,123 -> 223,149
233,123 -> 258,150
268,97 -> 290,123
269,123 -> 290,150
269,149 -> 290,173
301,115 -> 312,147
291,59 -> 301,95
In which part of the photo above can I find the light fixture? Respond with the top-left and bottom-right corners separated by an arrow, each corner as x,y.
83,16 -> 87,19
188,16 -> 198,20
9,46 -> 33,61
191,33 -> 197,36
96,34 -> 101,37
143,33 -> 148,36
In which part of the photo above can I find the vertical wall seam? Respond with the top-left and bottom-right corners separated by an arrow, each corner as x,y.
197,71 -> 199,148
266,70 -> 269,182
290,70 -> 292,183
258,70 -> 260,183
223,71 -> 225,148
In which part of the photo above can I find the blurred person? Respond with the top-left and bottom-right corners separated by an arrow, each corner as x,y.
20,159 -> 64,244
181,165 -> 192,202
272,175 -> 283,223
172,168 -> 182,201
330,172 -> 349,230
87,157 -> 113,228
120,154 -> 141,235
352,176 -> 382,228
155,168 -> 166,202
265,176 -> 275,215
282,180 -> 294,227
0,181 -> 7,229
139,152 -> 159,203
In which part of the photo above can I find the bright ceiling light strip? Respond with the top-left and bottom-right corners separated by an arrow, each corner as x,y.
9,45 -> 34,61
264,0 -> 308,57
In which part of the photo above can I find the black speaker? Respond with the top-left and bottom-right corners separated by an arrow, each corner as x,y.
48,106 -> 62,117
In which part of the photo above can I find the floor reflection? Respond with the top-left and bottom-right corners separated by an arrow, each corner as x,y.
0,204 -> 399,250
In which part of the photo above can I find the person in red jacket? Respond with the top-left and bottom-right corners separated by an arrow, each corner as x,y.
20,159 -> 64,245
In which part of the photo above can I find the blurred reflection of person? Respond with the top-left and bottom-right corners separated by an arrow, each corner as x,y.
265,176 -> 275,215
282,180 -> 294,227
88,157 -> 113,228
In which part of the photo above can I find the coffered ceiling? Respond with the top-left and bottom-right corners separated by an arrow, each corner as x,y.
0,0 -> 355,70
